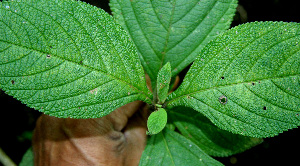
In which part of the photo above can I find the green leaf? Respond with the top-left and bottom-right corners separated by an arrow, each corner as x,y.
139,128 -> 223,166
19,147 -> 34,166
169,107 -> 263,157
167,21 -> 300,137
110,0 -> 238,88
147,108 -> 167,135
157,62 -> 171,104
0,0 -> 152,118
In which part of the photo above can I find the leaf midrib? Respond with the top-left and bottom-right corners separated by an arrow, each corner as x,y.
48,93 -> 142,115
0,2 -> 151,99
158,1 -> 175,69
166,73 -> 300,104
161,131 -> 176,166
167,0 -> 230,73
174,24 -> 300,102
126,1 -> 158,80
0,39 -> 150,98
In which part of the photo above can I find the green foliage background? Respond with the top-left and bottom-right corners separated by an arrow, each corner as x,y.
0,0 -> 300,165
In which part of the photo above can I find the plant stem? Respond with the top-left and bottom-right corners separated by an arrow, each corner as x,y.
0,147 -> 16,166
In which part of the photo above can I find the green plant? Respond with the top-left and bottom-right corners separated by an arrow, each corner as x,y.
0,0 -> 299,165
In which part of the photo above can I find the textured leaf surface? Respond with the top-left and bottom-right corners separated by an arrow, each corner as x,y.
169,107 -> 263,157
147,108 -> 167,135
110,0 -> 238,88
139,128 -> 223,166
0,0 -> 151,118
167,22 -> 300,137
157,62 -> 171,104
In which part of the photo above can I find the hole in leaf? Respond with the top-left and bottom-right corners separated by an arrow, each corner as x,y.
252,82 -> 255,85
11,80 -> 15,84
219,95 -> 227,104
46,54 -> 51,58
221,76 -> 225,80
263,106 -> 267,110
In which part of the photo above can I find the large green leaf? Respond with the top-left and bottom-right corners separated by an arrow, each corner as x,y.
139,128 -> 223,166
166,22 -> 300,137
169,107 -> 263,157
110,0 -> 238,88
0,0 -> 151,118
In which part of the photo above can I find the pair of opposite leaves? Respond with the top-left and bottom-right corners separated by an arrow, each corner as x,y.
0,0 -> 300,138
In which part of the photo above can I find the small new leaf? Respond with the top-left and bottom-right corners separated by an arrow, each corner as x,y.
156,62 -> 171,104
147,108 -> 167,135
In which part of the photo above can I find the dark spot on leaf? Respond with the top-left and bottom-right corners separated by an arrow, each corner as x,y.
219,95 -> 227,104
79,60 -> 83,64
49,46 -> 52,48
252,82 -> 255,85
263,106 -> 267,110
296,113 -> 299,116
11,80 -> 15,84
221,76 -> 225,80
187,96 -> 191,99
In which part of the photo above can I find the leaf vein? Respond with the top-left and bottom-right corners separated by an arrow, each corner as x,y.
271,79 -> 300,99
219,26 -> 278,82
23,2 -> 81,59
243,83 -> 298,114
190,95 -> 272,135
245,34 -> 300,79
169,0 -> 234,73
55,94 -> 141,115
68,3 -> 109,72
0,18 -> 21,44
0,49 -> 32,66
28,78 -> 114,105
161,131 -> 175,166
127,1 -> 159,78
